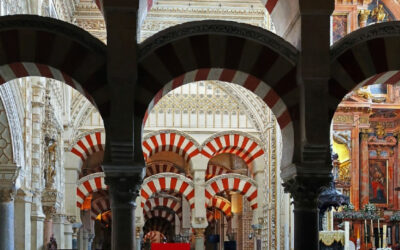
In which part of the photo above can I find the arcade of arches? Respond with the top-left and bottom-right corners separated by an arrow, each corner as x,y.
1,0 -> 400,250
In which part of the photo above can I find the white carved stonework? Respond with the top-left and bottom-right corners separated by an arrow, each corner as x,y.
0,96 -> 15,165
1,0 -> 28,15
0,164 -> 20,202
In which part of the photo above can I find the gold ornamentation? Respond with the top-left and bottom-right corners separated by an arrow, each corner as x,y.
371,4 -> 387,22
359,9 -> 371,23
375,123 -> 386,138
319,231 -> 345,246
359,116 -> 369,125
193,228 -> 205,238
338,161 -> 351,183
333,115 -> 353,124
356,87 -> 372,100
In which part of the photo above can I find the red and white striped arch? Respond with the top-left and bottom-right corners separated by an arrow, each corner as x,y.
138,23 -> 297,169
144,197 -> 182,219
330,22 -> 400,113
144,68 -> 294,134
0,15 -> 108,115
209,196 -> 232,217
202,133 -> 265,165
205,174 -> 258,210
206,164 -> 231,180
76,172 -> 107,209
91,196 -> 110,220
145,208 -> 176,223
71,132 -> 105,165
142,131 -> 200,163
146,161 -> 182,177
140,173 -> 195,209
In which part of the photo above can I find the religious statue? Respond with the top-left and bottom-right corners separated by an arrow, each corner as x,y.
44,137 -> 57,189
356,86 -> 372,100
371,4 -> 386,23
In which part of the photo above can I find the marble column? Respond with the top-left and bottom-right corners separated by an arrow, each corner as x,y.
194,228 -> 205,250
136,226 -> 141,250
31,79 -> 46,250
43,207 -> 56,247
72,225 -> 80,250
360,132 -> 369,208
283,175 -> 331,250
104,170 -> 142,250
191,157 -> 208,229
0,188 -> 16,250
64,219 -> 73,249
14,189 -> 32,250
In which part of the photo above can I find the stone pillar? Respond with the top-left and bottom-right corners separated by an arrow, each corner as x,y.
194,228 -> 205,250
103,167 -> 142,250
64,219 -> 73,249
80,228 -> 90,250
72,225 -> 80,250
283,175 -> 331,250
0,164 -> 20,250
53,214 -> 65,248
136,226 -> 142,250
192,155 -> 208,231
14,189 -> 32,250
0,188 -> 16,250
64,152 -> 81,222
31,211 -> 45,250
252,162 -> 264,227
31,79 -> 46,250
80,209 -> 92,249
360,132 -> 369,208
43,207 -> 55,246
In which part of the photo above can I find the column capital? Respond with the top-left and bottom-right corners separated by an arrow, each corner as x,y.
282,175 -> 331,210
43,206 -> 57,219
193,228 -> 205,238
105,173 -> 143,208
0,187 -> 16,202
